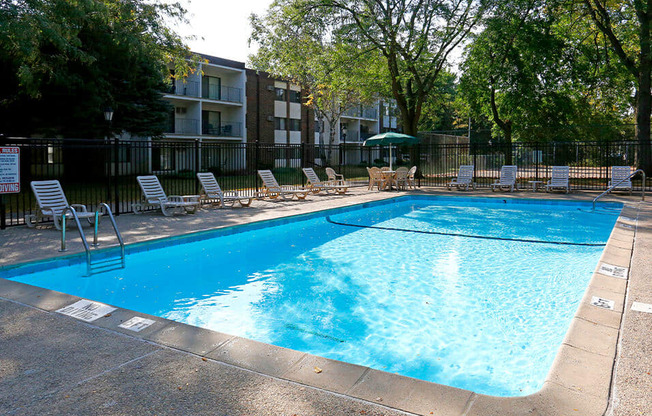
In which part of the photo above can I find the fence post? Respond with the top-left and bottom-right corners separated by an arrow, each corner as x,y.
300,142 -> 305,186
255,140 -> 260,193
114,138 -> 120,215
338,143 -> 343,172
535,142 -> 539,181
194,139 -> 200,194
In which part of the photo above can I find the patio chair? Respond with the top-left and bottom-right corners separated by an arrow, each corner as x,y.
26,180 -> 98,230
447,165 -> 476,191
325,167 -> 346,186
545,166 -> 570,193
407,166 -> 417,189
133,175 -> 200,216
197,172 -> 252,207
395,167 -> 410,190
367,167 -> 386,191
257,170 -> 310,200
608,166 -> 633,195
491,165 -> 518,192
302,168 -> 348,194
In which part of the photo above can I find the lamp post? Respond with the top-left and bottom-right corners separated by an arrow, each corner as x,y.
104,107 -> 114,214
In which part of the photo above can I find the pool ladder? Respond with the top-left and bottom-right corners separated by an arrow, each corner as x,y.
59,203 -> 125,276
592,169 -> 646,210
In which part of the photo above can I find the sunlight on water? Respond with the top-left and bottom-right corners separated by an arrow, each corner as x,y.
8,197 -> 620,396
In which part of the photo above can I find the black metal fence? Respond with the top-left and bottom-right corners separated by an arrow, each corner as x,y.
0,137 -> 649,228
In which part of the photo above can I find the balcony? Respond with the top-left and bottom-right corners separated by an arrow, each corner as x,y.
203,85 -> 243,104
362,107 -> 378,119
167,118 -> 199,135
342,131 -> 360,142
168,80 -> 200,98
342,106 -> 378,119
202,121 -> 242,138
361,132 -> 378,141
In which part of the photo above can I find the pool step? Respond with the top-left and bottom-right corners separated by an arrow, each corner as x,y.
89,256 -> 125,274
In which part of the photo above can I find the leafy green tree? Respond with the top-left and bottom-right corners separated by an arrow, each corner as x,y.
308,0 -> 487,136
0,0 -> 196,138
580,0 -> 652,172
250,0 -> 382,163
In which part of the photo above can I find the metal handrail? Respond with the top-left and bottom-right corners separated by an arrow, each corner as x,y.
59,207 -> 92,276
592,169 -> 646,210
93,203 -> 125,268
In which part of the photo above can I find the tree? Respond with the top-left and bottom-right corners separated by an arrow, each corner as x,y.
306,0 -> 486,136
581,0 -> 652,172
459,0 -> 634,162
250,0 -> 382,163
0,0 -> 196,138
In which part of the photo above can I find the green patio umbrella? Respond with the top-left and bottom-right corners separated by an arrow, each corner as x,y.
362,132 -> 420,170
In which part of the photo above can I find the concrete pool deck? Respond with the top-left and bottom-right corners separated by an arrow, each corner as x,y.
0,187 -> 650,415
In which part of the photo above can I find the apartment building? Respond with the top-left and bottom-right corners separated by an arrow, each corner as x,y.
160,53 -> 398,170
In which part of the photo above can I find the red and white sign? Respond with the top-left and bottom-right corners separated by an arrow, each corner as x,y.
0,147 -> 20,194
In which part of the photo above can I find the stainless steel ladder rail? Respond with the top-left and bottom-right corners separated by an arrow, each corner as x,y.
592,169 -> 646,210
59,206 -> 92,276
59,203 -> 126,276
92,203 -> 125,268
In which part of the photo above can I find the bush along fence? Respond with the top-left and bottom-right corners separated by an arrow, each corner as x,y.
0,137 -> 649,228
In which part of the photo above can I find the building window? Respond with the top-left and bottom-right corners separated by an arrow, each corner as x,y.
275,88 -> 286,101
274,117 -> 286,130
288,119 -> 301,131
289,90 -> 301,103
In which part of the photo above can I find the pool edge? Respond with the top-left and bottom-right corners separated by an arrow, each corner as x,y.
0,195 -> 636,416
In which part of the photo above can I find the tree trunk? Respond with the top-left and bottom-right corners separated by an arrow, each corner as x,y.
317,116 -> 326,164
490,86 -> 513,165
326,118 -> 338,165
637,10 -> 652,174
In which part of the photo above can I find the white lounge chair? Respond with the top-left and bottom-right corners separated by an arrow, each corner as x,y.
26,180 -> 98,230
302,168 -> 349,194
609,166 -> 633,195
197,172 -> 252,207
491,165 -> 518,192
133,175 -> 200,216
257,170 -> 310,200
325,167 -> 346,186
447,165 -> 475,191
545,166 -> 570,193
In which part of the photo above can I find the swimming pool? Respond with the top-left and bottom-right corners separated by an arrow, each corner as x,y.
5,196 -> 621,397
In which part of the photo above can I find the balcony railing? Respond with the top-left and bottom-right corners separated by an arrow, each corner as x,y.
362,107 -> 378,119
342,131 -> 360,142
202,121 -> 242,138
169,80 -> 200,98
167,118 -> 199,135
342,106 -> 378,119
204,85 -> 243,103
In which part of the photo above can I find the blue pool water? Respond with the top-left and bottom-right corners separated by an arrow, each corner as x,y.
6,196 -> 621,396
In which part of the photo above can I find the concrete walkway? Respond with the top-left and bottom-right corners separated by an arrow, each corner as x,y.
1,187 -> 650,415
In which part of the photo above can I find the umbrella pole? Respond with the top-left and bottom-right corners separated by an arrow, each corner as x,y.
389,145 -> 393,170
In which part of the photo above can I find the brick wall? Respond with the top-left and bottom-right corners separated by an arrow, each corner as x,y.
245,69 -> 275,144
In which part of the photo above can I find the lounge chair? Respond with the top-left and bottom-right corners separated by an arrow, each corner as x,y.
367,167 -> 386,191
545,166 -> 570,193
26,180 -> 98,230
197,172 -> 252,207
257,170 -> 310,200
325,167 -> 346,186
491,165 -> 518,192
608,166 -> 633,195
447,165 -> 475,191
407,166 -> 417,189
133,175 -> 200,216
395,167 -> 409,190
302,168 -> 349,194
